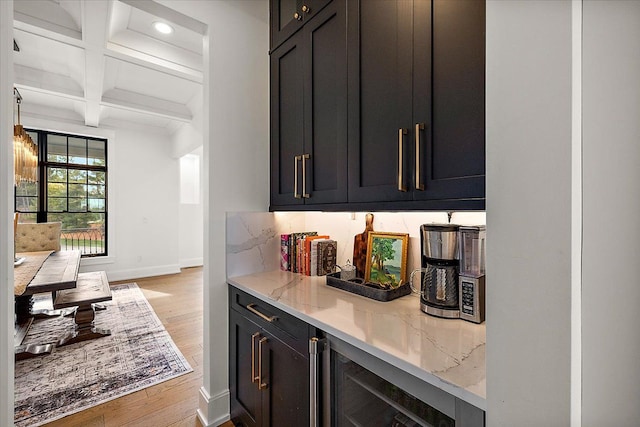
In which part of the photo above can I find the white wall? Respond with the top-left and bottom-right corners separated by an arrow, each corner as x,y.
100,127 -> 181,280
486,1 -> 574,425
582,1 -> 640,424
0,1 -> 15,424
158,1 -> 270,425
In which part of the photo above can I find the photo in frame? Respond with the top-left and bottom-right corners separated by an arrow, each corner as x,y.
364,232 -> 409,287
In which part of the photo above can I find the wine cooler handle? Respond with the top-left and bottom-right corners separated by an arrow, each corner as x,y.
309,337 -> 327,427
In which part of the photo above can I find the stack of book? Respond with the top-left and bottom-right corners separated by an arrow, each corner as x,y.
280,232 -> 337,276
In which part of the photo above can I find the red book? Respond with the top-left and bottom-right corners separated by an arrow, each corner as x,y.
304,235 -> 329,276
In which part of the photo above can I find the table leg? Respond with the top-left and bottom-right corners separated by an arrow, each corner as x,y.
57,304 -> 110,347
14,294 -> 76,360
14,315 -> 55,360
14,317 -> 33,347
15,343 -> 54,361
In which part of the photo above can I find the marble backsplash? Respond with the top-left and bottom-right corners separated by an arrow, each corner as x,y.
226,211 -> 486,278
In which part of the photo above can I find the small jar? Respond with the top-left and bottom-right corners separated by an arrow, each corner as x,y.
340,260 -> 356,281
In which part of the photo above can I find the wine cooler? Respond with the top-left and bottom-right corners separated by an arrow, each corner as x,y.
332,352 -> 455,427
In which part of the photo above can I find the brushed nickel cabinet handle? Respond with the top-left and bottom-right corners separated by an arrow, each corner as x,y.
302,154 -> 310,198
415,123 -> 425,191
258,337 -> 268,390
251,332 -> 260,383
246,303 -> 278,323
294,155 -> 302,198
398,129 -> 408,192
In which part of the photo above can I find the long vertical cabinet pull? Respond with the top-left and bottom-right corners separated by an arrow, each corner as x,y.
398,129 -> 408,192
302,154 -> 310,198
294,155 -> 302,198
251,332 -> 260,383
415,123 -> 425,190
258,337 -> 268,390
309,337 -> 327,427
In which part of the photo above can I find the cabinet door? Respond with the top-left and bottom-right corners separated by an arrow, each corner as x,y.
271,0 -> 333,51
229,310 -> 262,427
302,0 -> 347,205
260,331 -> 310,427
413,0 -> 485,201
270,32 -> 305,207
347,0 -> 414,203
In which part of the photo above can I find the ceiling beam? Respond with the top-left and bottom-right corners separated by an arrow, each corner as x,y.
21,103 -> 86,126
13,0 -> 82,41
82,0 -> 109,127
14,64 -> 84,100
102,88 -> 192,122
104,44 -> 203,83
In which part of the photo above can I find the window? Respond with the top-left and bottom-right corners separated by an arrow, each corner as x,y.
179,153 -> 200,204
15,130 -> 108,257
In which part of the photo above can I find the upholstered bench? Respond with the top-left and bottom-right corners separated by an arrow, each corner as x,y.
53,271 -> 112,347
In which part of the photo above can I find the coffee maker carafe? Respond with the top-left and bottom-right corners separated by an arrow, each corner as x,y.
410,224 -> 460,318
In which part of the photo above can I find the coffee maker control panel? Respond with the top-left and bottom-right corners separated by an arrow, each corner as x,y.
459,275 -> 485,324
461,281 -> 475,315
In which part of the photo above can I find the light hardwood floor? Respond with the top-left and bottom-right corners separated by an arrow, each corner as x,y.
40,266 -> 234,427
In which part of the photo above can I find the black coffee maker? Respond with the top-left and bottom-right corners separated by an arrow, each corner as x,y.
410,224 -> 460,318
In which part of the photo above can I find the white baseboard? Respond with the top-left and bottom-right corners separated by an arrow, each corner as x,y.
98,264 -> 181,282
179,257 -> 204,269
198,386 -> 230,426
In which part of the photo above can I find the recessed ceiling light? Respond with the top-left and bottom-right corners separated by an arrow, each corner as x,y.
153,21 -> 173,35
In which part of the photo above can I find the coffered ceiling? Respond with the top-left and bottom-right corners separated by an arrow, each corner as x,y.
12,0 -> 205,133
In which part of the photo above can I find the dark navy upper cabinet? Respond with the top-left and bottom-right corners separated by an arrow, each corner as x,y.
270,0 -> 348,209
270,0 -> 486,211
415,0 -> 485,203
347,0 -> 485,209
346,0 -> 415,205
270,0 -> 332,51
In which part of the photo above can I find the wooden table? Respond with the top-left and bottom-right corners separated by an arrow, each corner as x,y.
18,250 -> 81,296
14,250 -> 81,359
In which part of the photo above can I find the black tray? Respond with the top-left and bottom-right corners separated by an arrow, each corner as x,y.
325,272 -> 411,302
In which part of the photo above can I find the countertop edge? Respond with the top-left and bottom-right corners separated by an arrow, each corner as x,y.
228,275 -> 487,411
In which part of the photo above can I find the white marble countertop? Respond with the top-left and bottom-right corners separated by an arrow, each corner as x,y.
228,270 -> 486,411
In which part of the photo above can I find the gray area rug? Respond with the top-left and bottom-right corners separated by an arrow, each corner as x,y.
14,283 -> 193,427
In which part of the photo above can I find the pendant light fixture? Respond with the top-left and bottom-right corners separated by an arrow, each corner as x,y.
13,88 -> 38,185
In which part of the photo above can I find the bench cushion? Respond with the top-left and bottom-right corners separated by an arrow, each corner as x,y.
15,222 -> 62,252
54,271 -> 112,309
